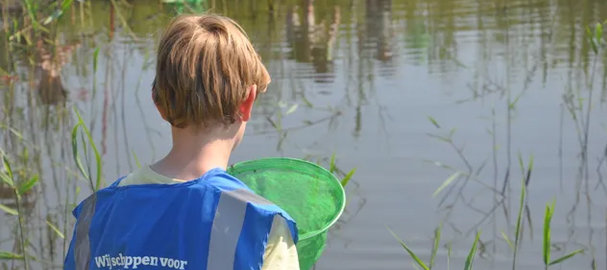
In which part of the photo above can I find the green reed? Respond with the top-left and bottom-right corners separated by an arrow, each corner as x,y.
71,107 -> 104,192
512,155 -> 531,269
0,154 -> 39,269
542,199 -> 584,269
0,107 -> 104,269
387,225 -> 480,270
388,180 -> 583,269
327,153 -> 356,187
390,20 -> 607,269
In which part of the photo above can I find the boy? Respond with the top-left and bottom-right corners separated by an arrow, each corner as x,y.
64,13 -> 300,270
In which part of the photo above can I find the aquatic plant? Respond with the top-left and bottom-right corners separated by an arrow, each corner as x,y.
389,19 -> 607,270
388,178 -> 584,269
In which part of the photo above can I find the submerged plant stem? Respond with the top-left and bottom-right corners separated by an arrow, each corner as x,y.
14,190 -> 28,270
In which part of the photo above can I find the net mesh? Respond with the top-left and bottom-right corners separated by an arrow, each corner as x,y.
227,157 -> 345,270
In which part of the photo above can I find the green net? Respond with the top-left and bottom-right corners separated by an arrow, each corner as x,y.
227,157 -> 346,270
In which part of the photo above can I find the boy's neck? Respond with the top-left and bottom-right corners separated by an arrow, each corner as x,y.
150,126 -> 238,181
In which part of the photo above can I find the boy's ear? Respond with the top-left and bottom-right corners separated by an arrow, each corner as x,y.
240,85 -> 257,122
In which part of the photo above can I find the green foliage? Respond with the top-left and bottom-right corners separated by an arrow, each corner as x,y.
0,204 -> 17,216
340,168 -> 356,187
512,177 -> 526,268
429,223 -> 442,269
18,175 -> 38,196
464,231 -> 481,270
390,193 -> 585,269
310,153 -> 356,187
162,0 -> 209,14
428,116 -> 441,129
1,155 -> 14,187
71,107 -> 104,191
46,220 -> 65,239
433,171 -> 461,197
387,226 -> 430,270
330,153 -> 337,173
542,200 -> 584,268
388,223 -> 482,270
132,151 -> 142,169
548,249 -> 585,266
542,200 -> 555,267
586,22 -> 604,54
0,251 -> 24,260
0,154 -> 31,269
43,0 -> 74,25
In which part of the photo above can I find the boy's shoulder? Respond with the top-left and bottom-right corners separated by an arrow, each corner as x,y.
98,167 -> 290,217
190,169 -> 299,244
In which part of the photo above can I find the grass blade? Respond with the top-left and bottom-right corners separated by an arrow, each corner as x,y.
18,175 -> 38,195
513,178 -> 526,269
502,231 -> 514,251
464,230 -> 481,270
43,9 -> 63,25
132,150 -> 141,169
61,0 -> 75,11
46,220 -> 65,239
587,26 -> 598,54
447,241 -> 451,270
0,203 -> 18,215
93,47 -> 100,73
428,116 -> 441,129
517,152 -> 524,176
2,155 -> 14,186
74,108 -> 103,190
387,226 -> 430,270
329,154 -> 336,173
429,223 -> 442,269
0,173 -> 13,187
542,200 -> 555,266
433,171 -> 460,197
285,104 -> 298,115
341,168 -> 356,187
71,123 -> 89,179
595,22 -> 603,45
0,125 -> 24,140
525,155 -> 534,186
549,249 -> 584,265
0,250 -> 24,260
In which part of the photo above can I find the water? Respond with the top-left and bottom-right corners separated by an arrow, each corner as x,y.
1,0 -> 607,269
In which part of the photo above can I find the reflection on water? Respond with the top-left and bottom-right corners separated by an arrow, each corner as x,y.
1,0 -> 607,269
286,0 -> 341,77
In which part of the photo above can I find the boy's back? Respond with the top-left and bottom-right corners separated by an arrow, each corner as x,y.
64,168 -> 298,270
63,13 -> 300,270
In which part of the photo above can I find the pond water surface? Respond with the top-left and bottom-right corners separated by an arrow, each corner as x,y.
1,0 -> 607,269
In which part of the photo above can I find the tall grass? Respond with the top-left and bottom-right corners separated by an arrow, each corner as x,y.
387,225 -> 480,270
0,108 -> 103,269
71,107 -> 104,192
389,177 -> 583,269
0,155 -> 37,270
542,199 -> 584,269
0,0 -> 98,261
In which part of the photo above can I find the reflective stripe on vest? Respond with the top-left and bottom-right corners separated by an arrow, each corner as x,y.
74,194 -> 96,270
207,189 -> 273,269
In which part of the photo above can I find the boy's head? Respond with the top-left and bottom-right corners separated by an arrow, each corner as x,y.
152,13 -> 270,142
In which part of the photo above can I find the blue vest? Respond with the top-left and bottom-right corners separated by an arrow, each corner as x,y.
63,168 -> 298,270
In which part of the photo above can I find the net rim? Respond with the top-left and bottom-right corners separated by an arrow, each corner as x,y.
228,157 -> 346,240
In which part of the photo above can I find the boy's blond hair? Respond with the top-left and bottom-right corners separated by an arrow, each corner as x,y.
152,13 -> 270,129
